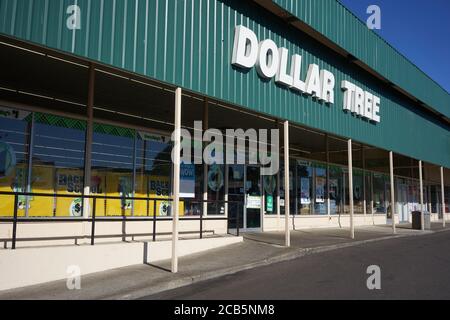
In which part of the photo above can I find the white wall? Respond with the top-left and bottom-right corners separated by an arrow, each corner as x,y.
263,214 -> 387,231
0,236 -> 243,291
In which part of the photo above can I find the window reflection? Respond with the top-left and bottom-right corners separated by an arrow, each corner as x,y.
0,108 -> 31,217
31,113 -> 86,217
91,123 -> 134,216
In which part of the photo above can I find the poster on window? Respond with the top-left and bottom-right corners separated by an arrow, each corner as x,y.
55,169 -> 84,217
315,176 -> 325,203
300,177 -> 311,204
247,195 -> 261,209
0,107 -> 31,121
138,131 -> 169,143
180,163 -> 195,198
148,175 -> 184,216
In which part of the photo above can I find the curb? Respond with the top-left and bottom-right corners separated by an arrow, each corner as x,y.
110,228 -> 449,300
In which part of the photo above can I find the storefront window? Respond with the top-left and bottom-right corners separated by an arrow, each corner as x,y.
204,142 -> 225,215
207,164 -> 225,215
329,166 -> 343,215
314,164 -> 327,215
373,173 -> 388,214
31,113 -> 86,217
280,161 -> 295,215
365,172 -> 372,214
431,185 -> 439,215
353,169 -> 364,214
407,179 -> 420,213
91,123 -> 134,216
134,132 -> 174,216
245,165 -> 261,227
445,186 -> 450,213
228,164 -> 244,227
297,161 -> 313,215
0,108 -> 31,217
263,174 -> 277,215
182,163 -> 203,216
179,138 -> 203,216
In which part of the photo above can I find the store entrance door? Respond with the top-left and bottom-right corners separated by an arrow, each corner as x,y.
228,164 -> 245,230
228,165 -> 262,231
397,184 -> 409,223
245,165 -> 262,230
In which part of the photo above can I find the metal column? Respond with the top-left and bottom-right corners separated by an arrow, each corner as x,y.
389,151 -> 396,234
419,160 -> 425,231
171,88 -> 182,273
362,144 -> 367,216
284,121 -> 290,247
348,140 -> 354,239
203,99 -> 208,217
326,135 -> 331,218
83,64 -> 95,219
224,164 -> 229,218
441,167 -> 446,228
25,113 -> 35,218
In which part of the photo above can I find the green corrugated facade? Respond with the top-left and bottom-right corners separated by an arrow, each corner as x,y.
0,0 -> 449,167
274,0 -> 450,120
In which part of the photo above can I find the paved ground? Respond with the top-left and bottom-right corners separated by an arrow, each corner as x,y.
145,227 -> 450,300
0,223 -> 448,300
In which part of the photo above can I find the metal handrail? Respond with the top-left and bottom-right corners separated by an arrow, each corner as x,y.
0,191 -> 243,249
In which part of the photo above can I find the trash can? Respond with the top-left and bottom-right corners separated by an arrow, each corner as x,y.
424,212 -> 431,230
412,211 -> 431,230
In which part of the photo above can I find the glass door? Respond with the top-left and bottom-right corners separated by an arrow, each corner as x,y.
245,165 -> 262,230
396,182 -> 409,223
228,164 -> 244,229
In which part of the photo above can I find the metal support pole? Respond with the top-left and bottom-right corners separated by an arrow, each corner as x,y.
171,88 -> 182,273
284,121 -> 290,247
200,209 -> 203,239
326,134 -> 331,218
90,197 -> 96,246
237,203 -> 240,237
25,113 -> 35,218
441,167 -> 446,228
348,139 -> 354,239
277,170 -> 281,224
370,173 -> 375,224
427,182 -> 432,214
131,132 -> 137,216
389,151 -> 396,234
224,164 -> 229,217
12,194 -> 18,250
203,99 -> 208,217
277,122 -> 281,228
362,144 -> 367,216
152,200 -> 157,241
419,160 -> 425,231
83,64 -> 95,219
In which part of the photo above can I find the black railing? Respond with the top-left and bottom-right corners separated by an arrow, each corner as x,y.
0,191 -> 242,249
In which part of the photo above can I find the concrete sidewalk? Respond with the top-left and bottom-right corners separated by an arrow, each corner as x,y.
0,224 -> 448,300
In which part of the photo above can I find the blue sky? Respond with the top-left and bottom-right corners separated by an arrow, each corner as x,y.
339,0 -> 450,93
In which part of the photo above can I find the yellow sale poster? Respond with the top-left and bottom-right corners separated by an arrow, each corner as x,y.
0,164 -> 27,217
133,174 -> 148,216
148,175 -> 184,217
28,166 -> 54,217
90,170 -> 107,216
54,168 -> 84,217
90,171 -> 135,217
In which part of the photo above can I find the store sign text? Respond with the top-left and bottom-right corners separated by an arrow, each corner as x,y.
231,25 -> 381,123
